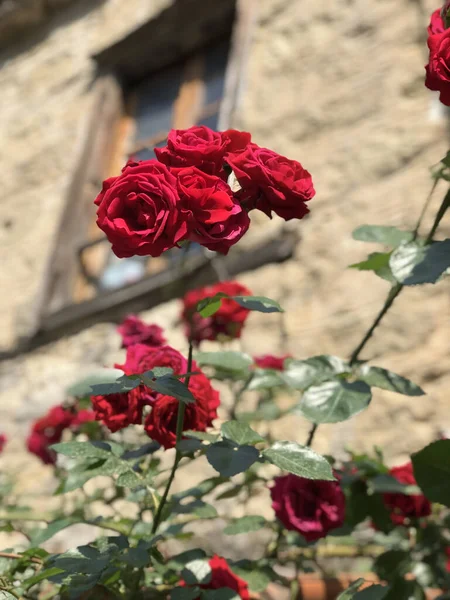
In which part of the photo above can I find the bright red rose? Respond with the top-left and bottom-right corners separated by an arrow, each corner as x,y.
26,405 -> 74,465
426,28 -> 450,106
270,474 -> 345,542
117,316 -> 166,349
254,354 -> 291,370
429,8 -> 445,35
182,281 -> 251,344
155,126 -> 251,176
0,434 -> 6,454
226,144 -> 315,221
180,555 -> 250,599
95,160 -> 187,258
144,394 -> 209,449
188,371 -> 220,425
91,392 -> 143,433
71,409 -> 96,428
383,462 -> 431,526
174,167 -> 250,254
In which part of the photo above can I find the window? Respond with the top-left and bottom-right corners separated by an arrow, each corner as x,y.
74,36 -> 231,303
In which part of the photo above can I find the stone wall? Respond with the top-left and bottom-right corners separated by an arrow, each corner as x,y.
0,0 -> 449,553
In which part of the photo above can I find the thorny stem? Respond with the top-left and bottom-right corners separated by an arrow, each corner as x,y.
305,186 -> 450,449
151,341 -> 194,534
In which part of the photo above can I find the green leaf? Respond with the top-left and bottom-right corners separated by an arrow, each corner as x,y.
177,439 -> 204,453
182,559 -> 212,585
167,549 -> 207,570
139,372 -> 195,404
195,351 -> 253,373
223,515 -> 266,535
89,374 -> 140,395
298,380 -> 372,424
116,470 -> 142,488
232,296 -> 284,313
390,239 -> 450,285
353,585 -> 389,599
357,365 -> 424,396
247,369 -> 285,390
24,567 -> 65,589
221,422 -> 264,446
197,293 -> 228,317
369,474 -> 420,495
171,588 -> 201,600
373,550 -> 411,582
383,579 -> 425,600
184,431 -> 219,442
283,355 -> 349,390
202,589 -> 240,600
412,440 -> 450,506
67,368 -> 124,398
173,500 -> 218,519
206,441 -> 259,477
262,441 -> 334,480
350,252 -> 396,283
337,578 -> 365,599
230,564 -> 274,592
51,441 -> 110,459
352,225 -> 413,247
31,518 -> 78,546
0,593 -> 20,600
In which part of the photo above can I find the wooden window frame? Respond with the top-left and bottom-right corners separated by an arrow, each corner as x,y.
3,0 -> 298,359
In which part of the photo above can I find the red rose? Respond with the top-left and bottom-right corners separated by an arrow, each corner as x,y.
174,167 -> 250,254
180,555 -> 250,599
182,281 -> 251,345
91,392 -> 143,433
445,547 -> 450,572
71,409 -> 96,428
117,316 -> 166,349
95,160 -> 187,258
155,126 -> 251,176
0,434 -> 6,454
188,371 -> 220,425
426,28 -> 450,105
383,462 -> 431,526
26,405 -> 74,465
226,144 -> 315,221
429,8 -> 445,35
270,473 -> 345,542
254,354 -> 291,370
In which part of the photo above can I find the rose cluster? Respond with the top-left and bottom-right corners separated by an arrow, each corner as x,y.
91,341 -> 220,449
181,280 -> 252,345
425,2 -> 450,105
95,126 -> 315,258
27,405 -> 95,465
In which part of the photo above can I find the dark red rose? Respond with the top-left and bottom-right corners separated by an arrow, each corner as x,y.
429,8 -> 445,35
383,462 -> 431,526
182,281 -> 251,345
0,434 -> 6,454
155,126 -> 251,177
426,28 -> 450,106
117,316 -> 166,349
174,167 -> 250,254
180,555 -> 250,599
26,405 -> 74,465
445,547 -> 450,572
91,392 -> 143,433
188,371 -> 220,425
226,144 -> 315,221
95,160 -> 187,258
254,354 -> 291,370
270,473 -> 345,542
144,394 -> 209,449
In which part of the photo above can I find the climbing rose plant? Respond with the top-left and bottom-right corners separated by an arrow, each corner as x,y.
0,7 -> 450,600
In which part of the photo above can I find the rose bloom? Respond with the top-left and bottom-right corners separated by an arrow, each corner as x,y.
155,126 -> 251,176
27,405 -> 74,465
226,144 -> 315,221
180,555 -> 250,600
144,370 -> 220,449
0,434 -> 6,454
254,354 -> 291,370
429,8 -> 446,35
117,315 -> 166,349
270,474 -> 345,542
71,409 -> 96,428
91,392 -> 143,433
383,462 -> 431,526
174,166 -> 250,254
95,159 -> 187,258
426,27 -> 450,106
182,281 -> 251,345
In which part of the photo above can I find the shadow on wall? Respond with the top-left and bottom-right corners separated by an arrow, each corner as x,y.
0,0 -> 107,61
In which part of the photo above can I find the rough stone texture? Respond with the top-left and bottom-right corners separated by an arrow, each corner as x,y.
0,0 -> 449,557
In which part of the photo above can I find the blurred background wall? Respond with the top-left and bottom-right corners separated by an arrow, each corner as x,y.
0,0 -> 449,492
